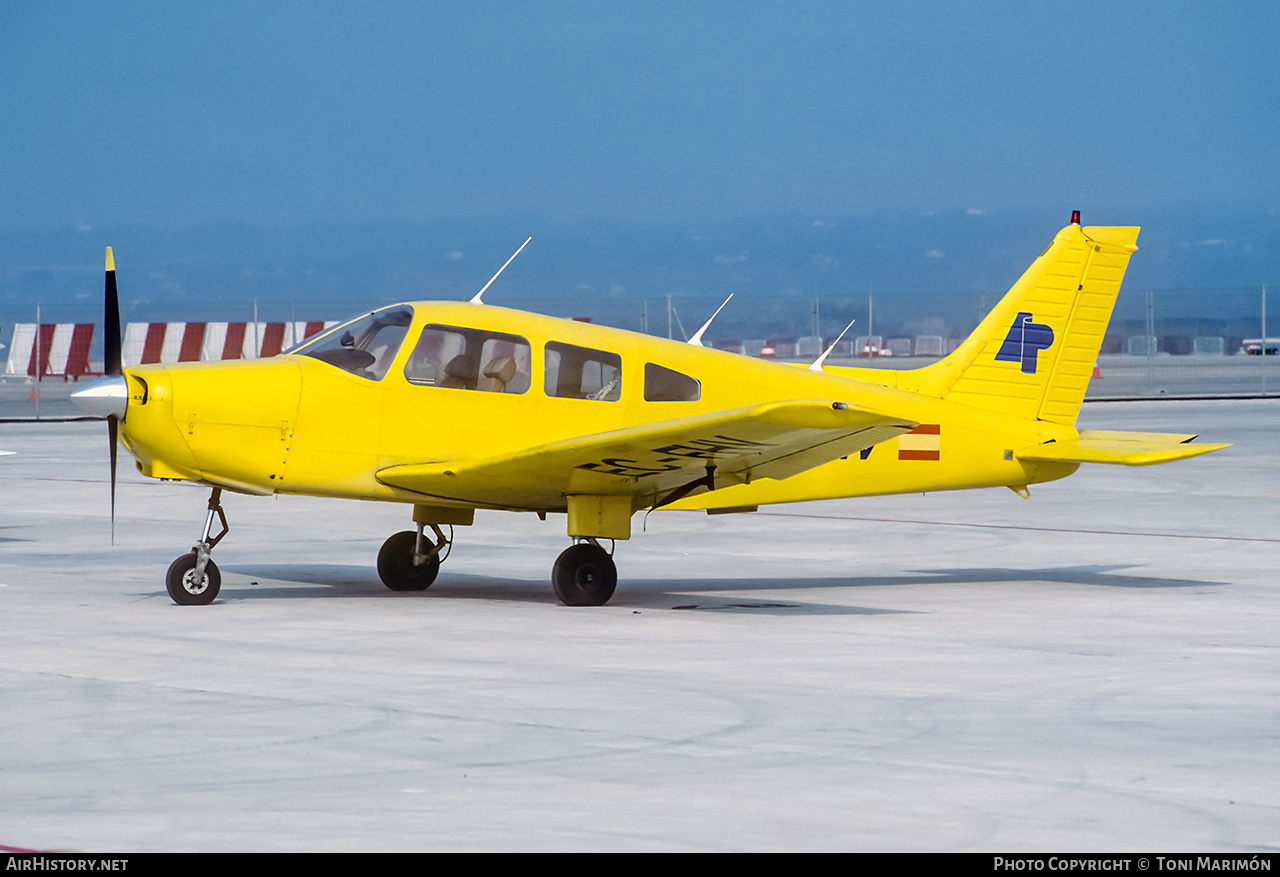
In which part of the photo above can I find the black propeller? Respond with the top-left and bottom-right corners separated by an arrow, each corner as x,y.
70,248 -> 130,543
104,247 -> 121,543
105,247 -> 121,376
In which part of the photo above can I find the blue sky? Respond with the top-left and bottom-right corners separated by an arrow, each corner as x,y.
3,1 -> 1278,230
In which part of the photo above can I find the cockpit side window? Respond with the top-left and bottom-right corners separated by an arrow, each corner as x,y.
296,306 -> 413,381
545,341 -> 622,401
404,325 -> 531,394
644,363 -> 701,401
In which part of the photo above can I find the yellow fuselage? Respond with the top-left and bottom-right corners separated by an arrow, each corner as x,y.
118,302 -> 1077,514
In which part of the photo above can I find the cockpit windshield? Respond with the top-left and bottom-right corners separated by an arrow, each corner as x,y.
293,306 -> 414,381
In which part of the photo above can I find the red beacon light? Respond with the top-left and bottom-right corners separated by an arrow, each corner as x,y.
1070,209 -> 1081,225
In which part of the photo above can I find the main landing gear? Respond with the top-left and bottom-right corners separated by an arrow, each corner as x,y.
376,499 -> 625,606
377,524 -> 452,591
165,488 -> 228,606
375,513 -> 618,605
552,539 -> 617,607
375,530 -> 618,606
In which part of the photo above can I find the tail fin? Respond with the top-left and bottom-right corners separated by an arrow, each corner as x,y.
902,219 -> 1139,425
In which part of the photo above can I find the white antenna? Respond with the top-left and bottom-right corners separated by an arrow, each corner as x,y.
470,237 -> 531,304
687,294 -> 733,347
809,317 -> 857,372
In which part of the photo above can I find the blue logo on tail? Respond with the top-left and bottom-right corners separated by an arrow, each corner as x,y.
994,312 -> 1054,374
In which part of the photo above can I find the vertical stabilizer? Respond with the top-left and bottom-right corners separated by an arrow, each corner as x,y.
903,221 -> 1139,425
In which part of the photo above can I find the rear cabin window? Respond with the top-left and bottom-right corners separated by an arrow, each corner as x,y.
644,363 -> 700,401
298,306 -> 413,381
545,342 -> 621,401
404,325 -> 532,394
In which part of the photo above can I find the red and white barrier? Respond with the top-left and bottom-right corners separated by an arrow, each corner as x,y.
3,323 -> 95,379
122,321 -> 336,366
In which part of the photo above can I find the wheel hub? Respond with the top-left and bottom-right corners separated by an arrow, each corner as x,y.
575,566 -> 602,591
182,570 -> 209,595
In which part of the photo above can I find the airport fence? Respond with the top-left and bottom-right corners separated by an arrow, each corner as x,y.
616,286 -> 1278,399
1,285 -> 1275,419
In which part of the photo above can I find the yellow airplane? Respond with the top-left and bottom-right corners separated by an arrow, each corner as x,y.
71,213 -> 1228,607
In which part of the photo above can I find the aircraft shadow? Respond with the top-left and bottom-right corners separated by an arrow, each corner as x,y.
0,525 -> 30,544
212,561 -> 1223,615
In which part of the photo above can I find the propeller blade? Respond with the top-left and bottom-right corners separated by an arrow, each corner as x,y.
104,247 -> 121,376
105,248 -> 120,545
108,414 -> 118,545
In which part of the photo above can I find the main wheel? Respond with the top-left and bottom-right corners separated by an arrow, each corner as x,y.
166,552 -> 221,606
552,543 -> 618,606
377,530 -> 440,592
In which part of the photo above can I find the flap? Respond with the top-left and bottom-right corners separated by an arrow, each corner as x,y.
1016,429 -> 1230,467
376,399 -> 916,509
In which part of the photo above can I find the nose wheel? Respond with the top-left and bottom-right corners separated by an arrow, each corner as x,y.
166,552 -> 221,605
552,541 -> 617,606
165,488 -> 228,606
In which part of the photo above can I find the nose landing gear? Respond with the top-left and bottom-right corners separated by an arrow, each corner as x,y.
165,488 -> 228,606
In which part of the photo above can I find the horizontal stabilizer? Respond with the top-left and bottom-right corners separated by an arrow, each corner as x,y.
1016,430 -> 1229,467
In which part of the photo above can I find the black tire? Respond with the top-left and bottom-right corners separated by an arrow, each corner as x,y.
552,543 -> 618,606
377,530 -> 440,592
166,552 -> 221,606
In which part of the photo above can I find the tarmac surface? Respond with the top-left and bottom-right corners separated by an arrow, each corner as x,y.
0,399 -> 1276,851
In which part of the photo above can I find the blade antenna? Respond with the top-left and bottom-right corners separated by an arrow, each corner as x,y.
470,237 -> 531,304
809,317 -> 857,372
104,247 -> 122,544
687,294 -> 733,347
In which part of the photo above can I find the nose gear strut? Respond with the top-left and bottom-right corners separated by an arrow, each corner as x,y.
165,488 -> 229,605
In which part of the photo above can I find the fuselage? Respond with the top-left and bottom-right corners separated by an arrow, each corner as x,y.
117,301 -> 1078,508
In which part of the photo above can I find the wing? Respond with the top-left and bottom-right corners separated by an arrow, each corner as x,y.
376,399 -> 916,510
1016,430 -> 1230,466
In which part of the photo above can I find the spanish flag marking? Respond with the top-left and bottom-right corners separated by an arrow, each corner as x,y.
898,424 -> 940,461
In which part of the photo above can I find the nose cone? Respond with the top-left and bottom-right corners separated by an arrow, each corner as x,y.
71,374 -> 128,419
